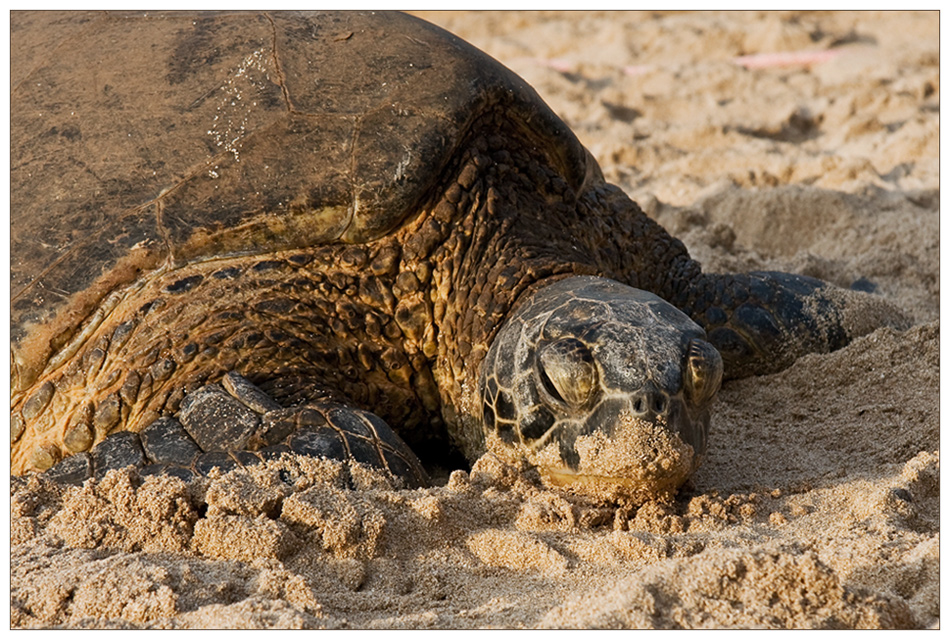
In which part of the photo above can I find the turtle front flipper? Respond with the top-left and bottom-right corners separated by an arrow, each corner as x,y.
43,373 -> 429,488
685,271 -> 909,379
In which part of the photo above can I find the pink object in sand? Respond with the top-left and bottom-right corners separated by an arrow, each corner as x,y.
622,64 -> 655,77
534,57 -> 576,73
733,49 -> 844,69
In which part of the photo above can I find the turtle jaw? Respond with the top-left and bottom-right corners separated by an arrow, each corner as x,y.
541,469 -> 691,505
531,406 -> 709,503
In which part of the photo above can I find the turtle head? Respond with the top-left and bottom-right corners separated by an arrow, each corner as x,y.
479,276 -> 722,503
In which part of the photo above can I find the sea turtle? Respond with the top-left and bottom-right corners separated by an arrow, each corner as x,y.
11,11 -> 897,502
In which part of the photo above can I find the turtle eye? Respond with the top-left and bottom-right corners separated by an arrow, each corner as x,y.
685,338 -> 723,405
537,338 -> 597,409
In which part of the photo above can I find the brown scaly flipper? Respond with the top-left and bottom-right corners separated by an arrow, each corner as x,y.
45,372 -> 428,488
678,270 -> 909,380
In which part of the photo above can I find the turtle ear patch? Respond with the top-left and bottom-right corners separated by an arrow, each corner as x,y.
536,338 -> 598,410
685,339 -> 723,405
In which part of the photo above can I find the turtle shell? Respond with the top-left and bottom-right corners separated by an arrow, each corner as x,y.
11,10 -> 589,393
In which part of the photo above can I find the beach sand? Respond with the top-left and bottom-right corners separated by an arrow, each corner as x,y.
10,11 -> 939,629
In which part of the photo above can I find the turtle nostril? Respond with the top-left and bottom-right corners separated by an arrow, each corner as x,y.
632,390 -> 668,417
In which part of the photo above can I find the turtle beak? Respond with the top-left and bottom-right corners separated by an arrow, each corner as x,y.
534,392 -> 709,503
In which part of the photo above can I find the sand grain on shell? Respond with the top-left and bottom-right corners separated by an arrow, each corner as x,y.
10,11 -> 938,629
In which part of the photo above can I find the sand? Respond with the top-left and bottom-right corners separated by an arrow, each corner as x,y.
9,10 -> 939,629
